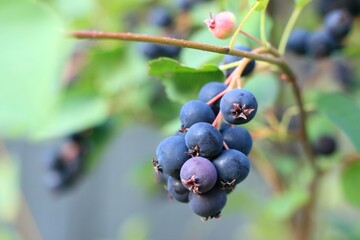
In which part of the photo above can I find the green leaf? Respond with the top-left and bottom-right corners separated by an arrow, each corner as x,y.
294,0 -> 312,9
148,58 -> 225,103
0,0 -> 66,137
31,94 -> 110,140
315,92 -> 360,153
0,158 -> 20,223
341,161 -> 360,208
243,72 -> 280,110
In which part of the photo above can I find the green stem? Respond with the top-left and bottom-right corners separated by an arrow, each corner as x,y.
260,2 -> 269,46
278,6 -> 303,54
229,1 -> 260,50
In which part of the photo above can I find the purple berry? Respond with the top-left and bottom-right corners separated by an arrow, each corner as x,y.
180,157 -> 217,194
286,28 -> 310,55
324,9 -> 352,40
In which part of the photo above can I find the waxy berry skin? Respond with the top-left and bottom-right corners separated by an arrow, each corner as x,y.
188,186 -> 227,220
154,135 -> 190,179
204,11 -> 236,39
180,100 -> 215,128
180,157 -> 217,194
220,89 -> 258,125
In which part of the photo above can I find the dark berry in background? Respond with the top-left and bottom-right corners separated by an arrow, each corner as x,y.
324,9 -> 352,41
286,28 -> 310,55
312,135 -> 337,156
222,45 -> 256,77
148,6 -> 173,28
180,156 -> 218,194
220,88 -> 258,125
185,122 -> 223,159
155,135 -> 190,178
198,82 -> 227,115
180,100 -> 215,128
306,31 -> 337,58
188,186 -> 227,220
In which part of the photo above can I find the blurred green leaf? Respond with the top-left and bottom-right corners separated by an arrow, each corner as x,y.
0,159 -> 20,223
31,94 -> 110,140
266,188 -> 309,220
118,215 -> 149,240
244,72 -> 279,110
315,92 -> 360,153
149,58 -> 225,103
0,0 -> 66,137
248,0 -> 269,11
341,160 -> 360,208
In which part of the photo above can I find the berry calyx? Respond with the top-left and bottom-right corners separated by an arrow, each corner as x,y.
204,11 -> 237,39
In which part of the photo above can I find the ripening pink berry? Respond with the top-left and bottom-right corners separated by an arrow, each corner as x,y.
204,11 -> 237,39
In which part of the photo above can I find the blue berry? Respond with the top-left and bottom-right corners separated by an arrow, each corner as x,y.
198,82 -> 227,114
306,31 -> 337,58
220,89 -> 258,125
154,135 -> 190,178
221,125 -> 253,155
222,45 -> 256,77
312,135 -> 337,156
185,122 -> 223,159
324,9 -> 352,40
180,100 -> 215,128
286,28 -> 310,55
180,156 -> 217,194
212,149 -> 250,190
167,176 -> 190,203
188,186 -> 227,220
140,42 -> 181,60
148,6 -> 173,28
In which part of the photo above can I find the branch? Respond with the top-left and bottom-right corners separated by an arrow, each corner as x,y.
69,30 -> 283,66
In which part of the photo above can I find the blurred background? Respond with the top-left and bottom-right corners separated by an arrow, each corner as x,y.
1,0 -> 360,239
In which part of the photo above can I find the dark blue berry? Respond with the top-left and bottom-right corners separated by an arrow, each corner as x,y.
220,89 -> 258,125
180,100 -> 215,128
286,28 -> 310,55
180,156 -> 217,194
139,42 -> 181,60
188,186 -> 227,220
148,6 -> 173,28
222,45 -> 256,77
306,31 -> 337,58
185,122 -> 223,159
212,149 -> 250,190
312,135 -> 337,156
221,125 -> 253,155
154,135 -> 190,178
198,82 -> 227,115
167,176 -> 190,203
324,9 -> 352,40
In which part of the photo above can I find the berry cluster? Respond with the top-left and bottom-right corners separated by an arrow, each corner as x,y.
287,9 -> 353,58
153,79 -> 258,220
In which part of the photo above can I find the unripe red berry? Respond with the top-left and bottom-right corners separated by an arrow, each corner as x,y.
204,11 -> 236,39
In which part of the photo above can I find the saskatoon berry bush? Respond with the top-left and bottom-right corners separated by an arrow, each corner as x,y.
2,0 -> 360,239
